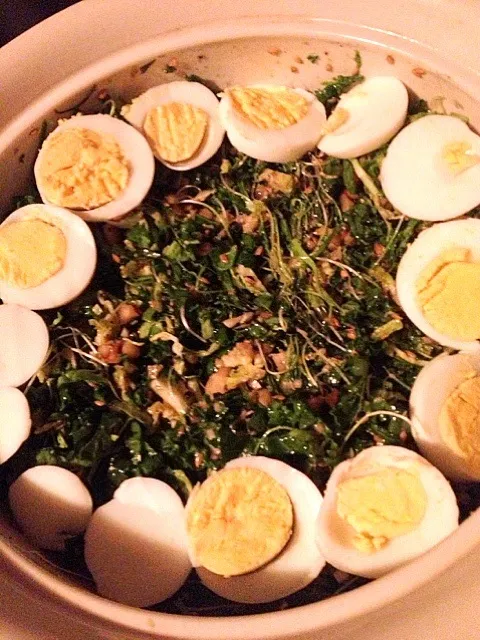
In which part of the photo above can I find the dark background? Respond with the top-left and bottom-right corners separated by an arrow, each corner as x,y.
0,0 -> 80,48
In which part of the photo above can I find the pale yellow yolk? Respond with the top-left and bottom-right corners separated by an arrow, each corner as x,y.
336,467 -> 427,553
186,467 -> 293,577
416,248 -> 480,341
37,128 -> 130,210
442,141 -> 480,176
440,375 -> 480,474
143,102 -> 209,163
0,218 -> 66,289
228,87 -> 309,130
322,107 -> 350,135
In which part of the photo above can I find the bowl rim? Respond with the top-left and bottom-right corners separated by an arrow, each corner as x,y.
1,12 -> 480,640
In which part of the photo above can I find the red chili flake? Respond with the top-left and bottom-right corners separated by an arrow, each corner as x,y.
386,54 -> 395,65
374,242 -> 385,257
326,63 -> 333,72
412,67 -> 426,78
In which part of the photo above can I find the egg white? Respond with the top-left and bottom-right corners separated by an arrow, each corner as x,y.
0,304 -> 49,387
380,114 -> 480,221
318,76 -> 408,159
191,455 -> 325,604
8,465 -> 93,551
410,352 -> 480,481
85,477 -> 191,607
0,204 -> 97,310
121,81 -> 225,170
219,86 -> 326,163
34,114 -> 155,222
316,446 -> 459,579
396,218 -> 480,351
0,387 -> 31,464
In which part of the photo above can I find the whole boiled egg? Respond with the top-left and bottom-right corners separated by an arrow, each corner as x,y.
121,81 -> 225,170
218,85 -> 326,163
410,352 -> 480,481
186,455 -> 325,604
318,76 -> 408,159
0,204 -> 96,310
9,465 -> 93,551
396,218 -> 480,351
316,445 -> 458,579
380,114 -> 480,220
0,387 -> 31,464
34,114 -> 155,222
84,477 -> 191,607
0,304 -> 49,387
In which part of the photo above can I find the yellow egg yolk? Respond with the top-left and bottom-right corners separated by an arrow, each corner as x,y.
186,467 -> 293,577
143,102 -> 209,163
0,218 -> 66,289
442,141 -> 480,176
416,248 -> 480,341
37,127 -> 130,210
439,375 -> 480,474
336,467 -> 427,553
228,87 -> 309,130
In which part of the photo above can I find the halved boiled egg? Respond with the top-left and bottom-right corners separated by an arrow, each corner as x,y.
318,76 -> 408,159
396,218 -> 480,351
186,455 -> 325,604
380,114 -> 480,220
121,81 -> 225,170
219,85 -> 326,163
34,114 -> 155,222
410,352 -> 480,481
0,204 -> 96,310
0,304 -> 49,387
85,477 -> 191,607
8,465 -> 93,551
0,387 -> 31,464
316,445 -> 458,579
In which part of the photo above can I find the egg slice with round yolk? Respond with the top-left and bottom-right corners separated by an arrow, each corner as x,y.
0,204 -> 96,310
219,85 -> 326,163
318,76 -> 408,159
380,114 -> 480,221
187,456 -> 325,604
121,81 -> 225,170
396,218 -> 480,351
410,352 -> 480,481
316,446 -> 459,579
34,114 -> 155,222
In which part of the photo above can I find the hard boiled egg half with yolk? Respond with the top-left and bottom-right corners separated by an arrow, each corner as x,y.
219,85 -> 326,163
396,218 -> 480,351
316,445 -> 458,579
85,477 -> 191,607
121,81 -> 225,170
0,204 -> 96,310
410,352 -> 480,482
317,76 -> 408,159
34,114 -> 155,222
380,114 -> 480,221
186,455 -> 325,603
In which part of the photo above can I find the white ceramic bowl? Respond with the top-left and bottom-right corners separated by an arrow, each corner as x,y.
1,1 -> 480,639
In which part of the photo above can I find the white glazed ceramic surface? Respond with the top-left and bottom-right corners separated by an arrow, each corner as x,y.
1,1 -> 480,639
